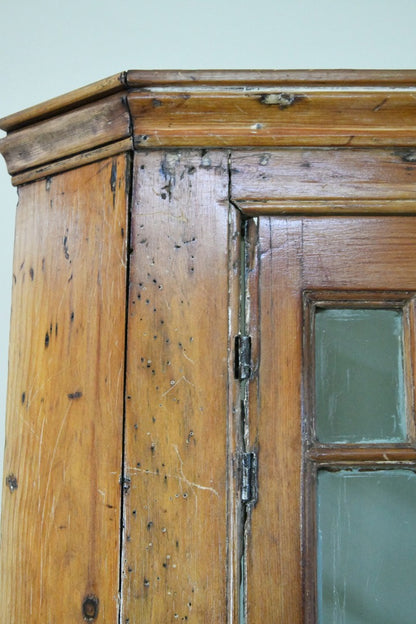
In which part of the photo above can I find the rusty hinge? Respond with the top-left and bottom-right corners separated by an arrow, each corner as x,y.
234,334 -> 252,380
241,451 -> 258,505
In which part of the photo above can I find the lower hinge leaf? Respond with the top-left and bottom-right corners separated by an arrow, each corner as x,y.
241,451 -> 258,505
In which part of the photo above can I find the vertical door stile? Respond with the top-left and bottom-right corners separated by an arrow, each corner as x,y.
236,215 -> 261,624
229,160 -> 262,622
226,183 -> 245,624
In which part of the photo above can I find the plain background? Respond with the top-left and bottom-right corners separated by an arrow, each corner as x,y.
1,0 -> 416,503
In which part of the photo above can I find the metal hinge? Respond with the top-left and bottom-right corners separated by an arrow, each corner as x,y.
234,334 -> 252,380
241,451 -> 258,505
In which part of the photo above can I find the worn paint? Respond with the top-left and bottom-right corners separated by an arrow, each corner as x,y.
259,92 -> 305,108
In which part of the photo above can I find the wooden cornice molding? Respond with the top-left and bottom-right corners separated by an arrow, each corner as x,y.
2,70 -> 416,185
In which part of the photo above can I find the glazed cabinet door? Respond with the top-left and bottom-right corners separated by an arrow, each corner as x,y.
231,150 -> 416,623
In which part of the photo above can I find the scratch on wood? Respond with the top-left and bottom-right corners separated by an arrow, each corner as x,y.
182,350 -> 194,364
373,97 -> 389,112
127,447 -> 219,498
173,444 -> 219,497
39,401 -> 73,610
161,375 -> 195,397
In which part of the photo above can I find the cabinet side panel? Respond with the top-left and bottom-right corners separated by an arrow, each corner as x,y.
0,156 -> 128,622
123,150 -> 229,622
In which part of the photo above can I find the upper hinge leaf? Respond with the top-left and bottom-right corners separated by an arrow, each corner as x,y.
234,334 -> 252,380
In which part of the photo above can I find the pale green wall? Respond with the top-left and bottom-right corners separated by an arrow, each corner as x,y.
1,0 -> 416,501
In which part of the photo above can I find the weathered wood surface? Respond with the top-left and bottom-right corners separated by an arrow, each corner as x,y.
246,217 -> 304,622
231,149 -> 416,215
0,94 -> 131,175
3,70 -> 416,132
0,72 -> 127,131
2,71 -> 416,185
11,137 -> 133,187
125,69 -> 416,87
127,90 -> 416,149
121,150 -> 233,623
0,156 -> 128,622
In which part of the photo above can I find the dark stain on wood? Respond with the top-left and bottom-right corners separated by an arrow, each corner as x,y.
63,235 -> 70,260
6,474 -> 18,493
110,160 -> 117,193
395,149 -> 416,163
67,391 -> 83,400
82,594 -> 99,621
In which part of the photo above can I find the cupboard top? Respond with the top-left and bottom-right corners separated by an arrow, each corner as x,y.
2,70 -> 416,184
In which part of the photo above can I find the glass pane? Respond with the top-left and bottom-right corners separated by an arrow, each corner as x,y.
317,469 -> 416,624
315,308 -> 406,443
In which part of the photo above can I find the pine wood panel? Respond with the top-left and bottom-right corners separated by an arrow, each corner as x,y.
11,138 -> 133,187
0,73 -> 127,131
127,90 -> 416,149
4,71 -> 415,133
0,156 -> 129,622
125,69 -> 416,87
303,217 -> 416,290
231,149 -> 416,215
246,217 -> 304,622
3,72 -> 416,186
0,94 -> 131,175
122,150 -> 232,623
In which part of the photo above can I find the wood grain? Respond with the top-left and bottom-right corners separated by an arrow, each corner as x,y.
121,150 -> 232,623
303,217 -> 416,290
11,137 -> 133,187
125,69 -> 416,88
246,217 -> 304,622
0,156 -> 128,622
2,72 -> 416,184
127,90 -> 416,149
231,149 -> 416,215
0,72 -> 127,131
0,94 -> 131,175
307,447 -> 416,462
3,71 -> 415,133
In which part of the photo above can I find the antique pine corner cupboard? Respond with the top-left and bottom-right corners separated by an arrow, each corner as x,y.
1,70 -> 416,623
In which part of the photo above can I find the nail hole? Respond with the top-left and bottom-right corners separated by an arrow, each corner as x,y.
6,474 -> 18,493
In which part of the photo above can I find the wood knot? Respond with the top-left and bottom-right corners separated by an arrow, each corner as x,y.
82,594 -> 99,621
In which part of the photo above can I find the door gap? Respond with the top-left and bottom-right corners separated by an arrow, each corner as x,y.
118,151 -> 134,624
